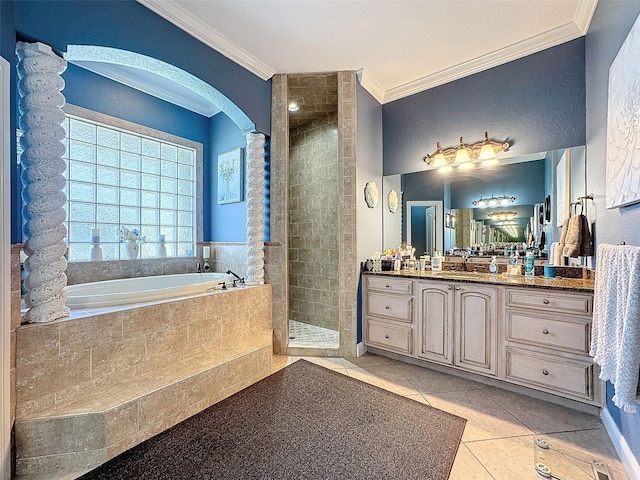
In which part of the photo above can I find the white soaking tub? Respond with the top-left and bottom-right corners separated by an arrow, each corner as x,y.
64,272 -> 233,309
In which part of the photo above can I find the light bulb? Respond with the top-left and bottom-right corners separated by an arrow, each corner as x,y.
458,162 -> 475,170
481,159 -> 499,167
433,151 -> 446,166
438,165 -> 453,173
488,197 -> 497,207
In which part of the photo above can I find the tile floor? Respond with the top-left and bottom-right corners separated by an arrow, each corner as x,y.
272,353 -> 630,480
288,319 -> 339,348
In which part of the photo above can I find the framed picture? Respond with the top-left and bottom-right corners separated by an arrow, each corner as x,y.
445,213 -> 451,229
606,12 -> 640,208
217,148 -> 243,204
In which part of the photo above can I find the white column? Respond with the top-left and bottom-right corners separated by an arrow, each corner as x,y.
17,42 -> 70,323
244,132 -> 265,285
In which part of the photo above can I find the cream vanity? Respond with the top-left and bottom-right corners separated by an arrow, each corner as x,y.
363,271 -> 602,408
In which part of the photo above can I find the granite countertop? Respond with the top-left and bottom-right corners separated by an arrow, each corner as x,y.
364,270 -> 594,293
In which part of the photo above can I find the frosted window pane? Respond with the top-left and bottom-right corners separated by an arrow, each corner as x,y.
161,144 -> 177,161
121,170 -> 140,189
141,157 -> 160,174
97,146 -> 119,166
141,208 -> 159,225
121,133 -> 141,153
177,195 -> 192,211
96,205 -> 119,224
69,222 -> 92,243
162,228 -> 176,242
178,165 -> 193,180
160,193 -> 176,210
178,148 -> 194,165
121,188 -> 140,207
140,225 -> 158,241
161,160 -> 177,178
69,182 -> 95,202
120,206 -> 140,224
69,140 -> 95,163
165,243 -> 176,257
142,138 -> 160,157
69,118 -> 96,143
178,211 -> 193,227
97,224 -> 120,243
141,243 -> 155,259
97,126 -> 119,147
141,174 -> 160,191
97,185 -> 118,204
160,209 -> 176,225
161,177 -> 177,194
141,191 -> 159,208
97,166 -> 119,186
177,227 -> 192,242
69,202 -> 95,223
178,243 -> 193,256
121,152 -> 141,171
69,243 -> 91,262
101,243 -> 119,260
69,160 -> 95,182
178,180 -> 193,196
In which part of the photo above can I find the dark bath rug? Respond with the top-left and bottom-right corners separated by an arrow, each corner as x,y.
78,359 -> 466,480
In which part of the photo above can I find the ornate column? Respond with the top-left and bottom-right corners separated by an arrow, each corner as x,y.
17,42 -> 70,323
244,132 -> 266,285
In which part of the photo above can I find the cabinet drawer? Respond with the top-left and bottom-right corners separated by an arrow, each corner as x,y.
505,310 -> 591,354
368,276 -> 413,295
505,348 -> 593,401
367,292 -> 413,322
367,319 -> 413,354
506,289 -> 592,315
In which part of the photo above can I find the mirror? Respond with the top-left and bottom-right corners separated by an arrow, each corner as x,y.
383,146 -> 586,259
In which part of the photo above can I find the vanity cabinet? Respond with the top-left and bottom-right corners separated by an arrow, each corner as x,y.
417,281 -> 498,376
363,273 -> 601,407
503,288 -> 599,405
364,277 -> 414,355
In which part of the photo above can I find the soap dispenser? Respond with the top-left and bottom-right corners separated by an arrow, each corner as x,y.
489,256 -> 498,274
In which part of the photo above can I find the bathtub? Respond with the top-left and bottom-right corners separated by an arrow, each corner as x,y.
64,272 -> 234,309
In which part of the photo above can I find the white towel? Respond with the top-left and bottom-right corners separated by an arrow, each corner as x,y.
550,242 -> 561,266
590,243 -> 640,413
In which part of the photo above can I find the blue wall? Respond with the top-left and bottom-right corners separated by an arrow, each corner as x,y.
207,112 -> 247,242
586,0 -> 640,464
382,38 -> 586,176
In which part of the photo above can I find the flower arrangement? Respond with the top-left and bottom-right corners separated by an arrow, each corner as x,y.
118,226 -> 146,243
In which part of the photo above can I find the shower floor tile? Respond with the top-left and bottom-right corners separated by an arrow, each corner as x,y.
288,320 -> 339,348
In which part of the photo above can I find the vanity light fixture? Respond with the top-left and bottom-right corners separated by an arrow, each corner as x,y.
423,132 -> 509,173
473,194 -> 516,208
488,211 -> 518,221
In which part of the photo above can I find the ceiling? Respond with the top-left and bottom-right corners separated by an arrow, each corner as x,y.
138,0 -> 598,104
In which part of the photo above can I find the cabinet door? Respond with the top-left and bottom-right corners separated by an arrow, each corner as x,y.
417,282 -> 454,365
454,284 -> 498,375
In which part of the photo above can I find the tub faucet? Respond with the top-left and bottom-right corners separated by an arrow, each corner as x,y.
196,262 -> 202,273
226,269 -> 245,287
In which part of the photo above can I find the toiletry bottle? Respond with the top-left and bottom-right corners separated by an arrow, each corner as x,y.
524,250 -> 535,277
509,250 -> 518,266
489,256 -> 498,274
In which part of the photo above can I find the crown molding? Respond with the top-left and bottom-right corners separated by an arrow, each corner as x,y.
574,0 -> 599,34
383,21 -> 584,104
137,0 -> 276,81
356,68 -> 384,104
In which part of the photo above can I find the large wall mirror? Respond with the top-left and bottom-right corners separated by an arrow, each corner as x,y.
383,146 -> 586,259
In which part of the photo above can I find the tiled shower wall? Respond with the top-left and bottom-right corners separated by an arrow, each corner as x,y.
288,111 -> 339,331
267,71 -> 358,357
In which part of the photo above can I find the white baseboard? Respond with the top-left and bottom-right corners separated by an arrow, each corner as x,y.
356,342 -> 367,357
601,407 -> 640,479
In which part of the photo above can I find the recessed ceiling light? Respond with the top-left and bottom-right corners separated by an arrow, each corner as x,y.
288,102 -> 299,112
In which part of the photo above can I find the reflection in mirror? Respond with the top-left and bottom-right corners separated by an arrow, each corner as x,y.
383,146 -> 587,260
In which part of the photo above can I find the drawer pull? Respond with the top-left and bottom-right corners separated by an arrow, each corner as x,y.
543,299 -> 550,305
455,287 -> 460,291
448,286 -> 452,290
542,369 -> 549,376
384,335 -> 390,339
385,305 -> 390,310
542,329 -> 549,335
385,284 -> 390,288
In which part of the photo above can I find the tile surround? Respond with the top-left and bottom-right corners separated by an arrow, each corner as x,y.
14,285 -> 273,478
